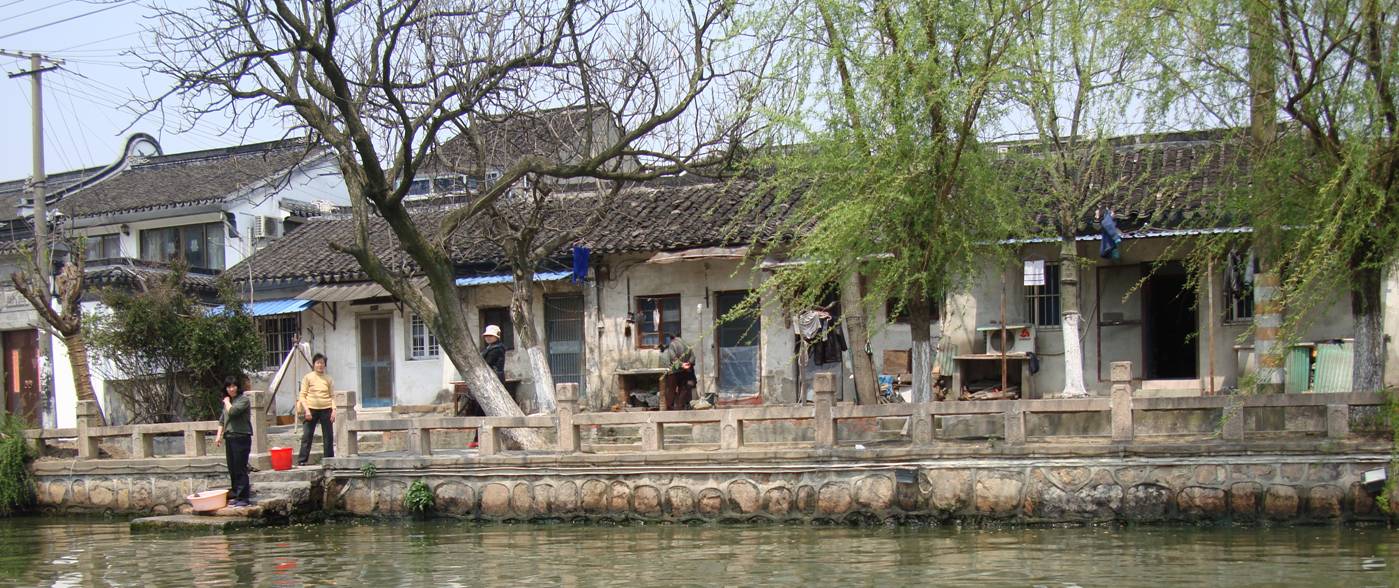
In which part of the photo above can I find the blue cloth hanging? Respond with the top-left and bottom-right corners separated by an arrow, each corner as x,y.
571,246 -> 591,284
1099,210 -> 1123,260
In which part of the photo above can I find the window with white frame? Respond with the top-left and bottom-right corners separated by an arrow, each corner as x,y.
409,313 -> 440,359
1024,262 -> 1062,327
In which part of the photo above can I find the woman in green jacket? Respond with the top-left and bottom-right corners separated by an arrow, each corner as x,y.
214,376 -> 253,507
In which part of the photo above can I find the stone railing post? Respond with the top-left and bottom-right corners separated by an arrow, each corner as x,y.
911,403 -> 934,446
75,399 -> 100,459
1110,361 -> 1134,443
720,410 -> 742,450
131,430 -> 154,459
1003,402 -> 1026,445
479,423 -> 499,456
813,373 -> 836,448
1222,395 -> 1245,441
184,425 -> 207,457
248,390 -> 270,455
555,383 -> 580,453
334,390 -> 358,457
1326,404 -> 1350,439
408,423 -> 432,455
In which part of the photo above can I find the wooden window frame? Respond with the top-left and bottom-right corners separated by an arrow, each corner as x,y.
634,294 -> 681,349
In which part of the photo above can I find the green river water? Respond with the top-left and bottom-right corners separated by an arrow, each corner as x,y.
0,517 -> 1396,586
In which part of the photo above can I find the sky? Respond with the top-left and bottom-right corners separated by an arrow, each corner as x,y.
0,0 -> 287,182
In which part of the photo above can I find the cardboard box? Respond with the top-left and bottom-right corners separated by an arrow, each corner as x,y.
882,349 -> 911,375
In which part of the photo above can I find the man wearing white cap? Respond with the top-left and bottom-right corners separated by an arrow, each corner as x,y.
481,325 -> 506,383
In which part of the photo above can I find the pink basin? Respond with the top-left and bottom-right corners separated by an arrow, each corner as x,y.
187,489 -> 229,512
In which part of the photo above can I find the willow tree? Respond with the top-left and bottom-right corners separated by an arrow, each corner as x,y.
1158,0 -> 1399,392
144,1 -> 764,444
1003,0 -> 1160,397
751,0 -> 1034,403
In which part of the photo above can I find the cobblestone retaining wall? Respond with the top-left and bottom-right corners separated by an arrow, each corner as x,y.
326,456 -> 1395,524
31,460 -> 226,516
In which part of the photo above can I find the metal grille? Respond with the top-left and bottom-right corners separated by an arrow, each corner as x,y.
259,315 -> 300,369
545,295 -> 586,396
1024,263 -> 1061,327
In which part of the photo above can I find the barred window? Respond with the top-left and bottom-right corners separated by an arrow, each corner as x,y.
1025,263 -> 1061,327
259,315 -> 300,369
1224,251 -> 1255,322
409,313 -> 440,359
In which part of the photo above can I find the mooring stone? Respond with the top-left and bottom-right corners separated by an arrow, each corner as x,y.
633,485 -> 662,516
580,480 -> 608,513
855,475 -> 895,511
974,477 -> 1022,515
434,481 -> 475,515
796,485 -> 816,514
608,482 -> 632,514
727,481 -> 760,514
553,481 -> 579,514
480,483 -> 512,517
1177,487 -> 1228,518
374,480 -> 405,515
1122,483 -> 1171,521
89,482 -> 114,508
531,483 -> 552,517
817,482 -> 853,515
47,481 -> 68,505
666,486 -> 695,515
697,488 -> 724,516
763,487 -> 792,516
511,483 -> 534,516
71,480 -> 88,505
343,484 -> 374,515
1306,485 -> 1343,519
152,482 -> 177,508
1264,485 -> 1299,520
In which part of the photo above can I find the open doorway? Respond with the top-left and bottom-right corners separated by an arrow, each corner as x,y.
1142,262 -> 1198,379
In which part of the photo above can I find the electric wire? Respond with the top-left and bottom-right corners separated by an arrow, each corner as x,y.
0,1 -> 135,42
0,1 -> 77,25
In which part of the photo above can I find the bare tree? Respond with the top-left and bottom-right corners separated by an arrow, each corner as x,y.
143,1 -> 764,447
10,239 -> 101,424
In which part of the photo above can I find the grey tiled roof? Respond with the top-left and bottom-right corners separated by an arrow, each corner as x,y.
0,140 -> 324,221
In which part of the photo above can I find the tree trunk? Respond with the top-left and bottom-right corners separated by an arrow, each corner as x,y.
61,332 -> 100,413
840,273 -> 878,405
909,292 -> 934,403
510,272 -> 557,414
1059,238 -> 1089,398
1351,265 -> 1385,392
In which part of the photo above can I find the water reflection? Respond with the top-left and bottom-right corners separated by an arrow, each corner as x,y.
1,518 -> 1397,587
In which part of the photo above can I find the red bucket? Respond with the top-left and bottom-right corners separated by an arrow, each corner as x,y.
269,447 -> 293,471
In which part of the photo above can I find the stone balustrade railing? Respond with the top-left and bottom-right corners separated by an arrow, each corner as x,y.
23,364 -> 1390,462
25,390 -> 272,460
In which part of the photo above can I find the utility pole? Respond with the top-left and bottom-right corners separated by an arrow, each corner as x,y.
4,50 -> 64,427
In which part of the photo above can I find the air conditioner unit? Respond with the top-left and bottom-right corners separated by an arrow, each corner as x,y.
251,215 -> 279,240
977,324 -> 1036,354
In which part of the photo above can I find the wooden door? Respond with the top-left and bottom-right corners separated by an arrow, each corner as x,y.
358,316 -> 394,408
3,330 -> 38,425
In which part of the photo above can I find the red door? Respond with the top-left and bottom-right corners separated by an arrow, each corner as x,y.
3,330 -> 39,426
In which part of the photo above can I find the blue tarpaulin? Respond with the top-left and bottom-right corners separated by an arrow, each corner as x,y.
454,271 -> 572,287
208,298 -> 314,317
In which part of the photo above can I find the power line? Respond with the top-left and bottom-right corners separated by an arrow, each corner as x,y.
0,1 -> 77,25
53,30 -> 141,53
0,1 -> 134,42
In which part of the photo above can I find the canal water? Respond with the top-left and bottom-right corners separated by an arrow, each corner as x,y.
1,518 -> 1396,586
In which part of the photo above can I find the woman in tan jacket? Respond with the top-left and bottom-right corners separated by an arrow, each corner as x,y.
297,353 -> 335,466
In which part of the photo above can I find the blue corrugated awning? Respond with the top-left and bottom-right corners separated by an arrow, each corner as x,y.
455,271 -> 572,287
208,298 -> 314,317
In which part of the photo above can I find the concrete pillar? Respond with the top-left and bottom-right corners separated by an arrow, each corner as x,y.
1003,403 -> 1025,445
1222,396 -> 1245,441
75,399 -> 99,459
641,421 -> 663,452
334,390 -> 359,457
814,373 -> 836,448
479,425 -> 499,456
911,403 -> 934,446
1110,361 -> 1134,443
1326,404 -> 1350,439
131,431 -> 153,459
408,423 -> 432,455
248,390 -> 270,454
556,383 -> 580,453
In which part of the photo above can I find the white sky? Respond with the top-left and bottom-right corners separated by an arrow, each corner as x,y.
0,0 -> 288,182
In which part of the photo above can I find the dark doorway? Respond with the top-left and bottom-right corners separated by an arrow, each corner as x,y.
715,291 -> 761,405
1143,262 -> 1198,379
2,330 -> 38,426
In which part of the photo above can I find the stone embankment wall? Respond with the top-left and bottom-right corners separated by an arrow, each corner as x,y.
30,459 -> 228,516
327,456 -> 1394,524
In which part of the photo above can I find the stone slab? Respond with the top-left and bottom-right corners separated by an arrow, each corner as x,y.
130,514 -> 263,532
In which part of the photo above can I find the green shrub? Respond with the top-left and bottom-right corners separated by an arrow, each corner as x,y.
0,410 -> 36,515
403,479 -> 435,516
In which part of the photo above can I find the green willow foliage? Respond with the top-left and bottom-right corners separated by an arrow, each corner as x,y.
0,410 -> 36,516
1155,0 -> 1399,391
746,0 -> 1035,317
85,269 -> 263,422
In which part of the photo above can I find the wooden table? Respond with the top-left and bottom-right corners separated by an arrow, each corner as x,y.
951,353 -> 1035,399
